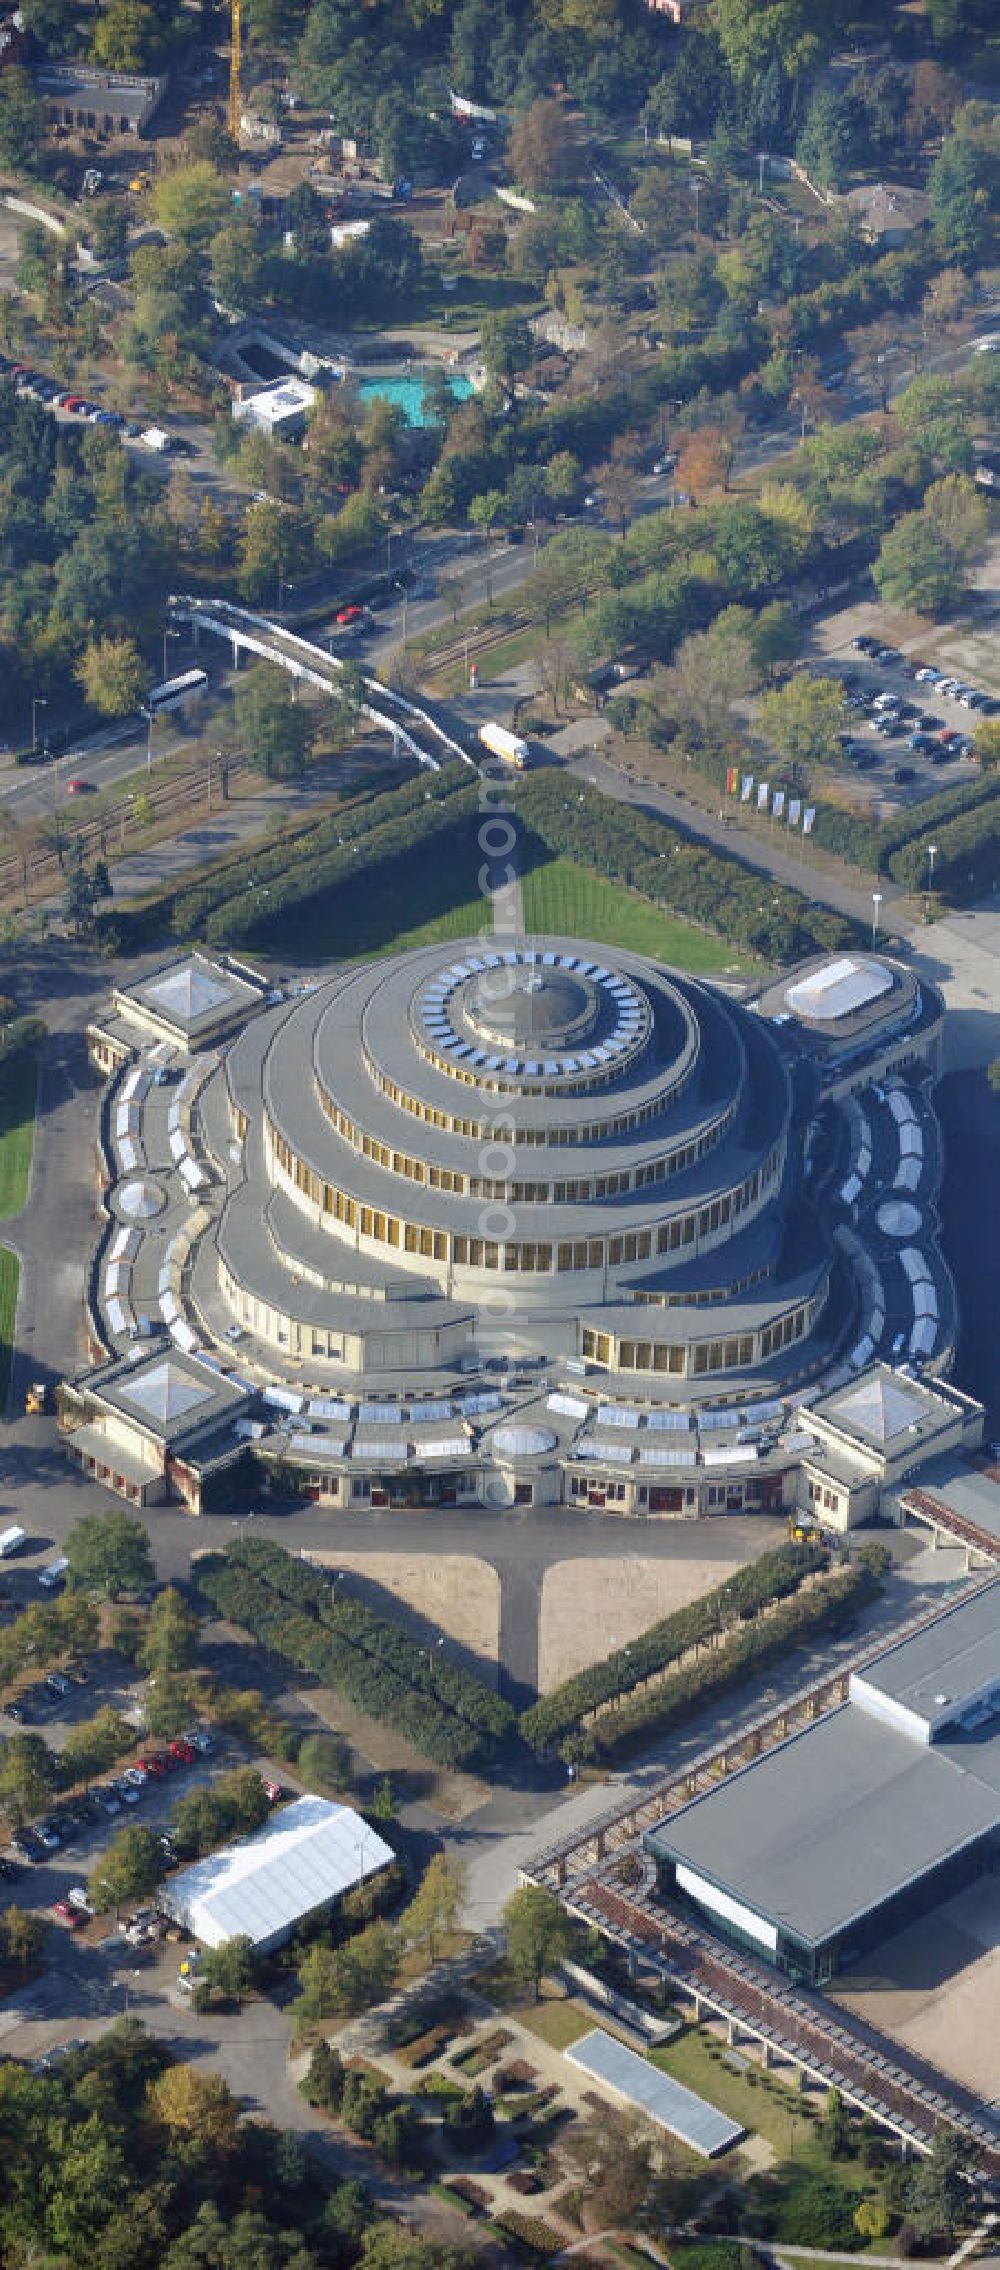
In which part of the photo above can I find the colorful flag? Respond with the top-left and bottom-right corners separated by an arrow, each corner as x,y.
726,765 -> 738,795
772,789 -> 785,819
757,781 -> 769,811
788,798 -> 801,827
803,806 -> 816,835
741,774 -> 753,803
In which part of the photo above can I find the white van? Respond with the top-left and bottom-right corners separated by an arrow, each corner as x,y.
0,1525 -> 26,1558
38,1556 -> 69,1592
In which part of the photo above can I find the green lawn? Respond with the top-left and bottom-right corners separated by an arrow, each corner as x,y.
0,1051 -> 37,1220
0,1247 -> 20,1410
522,858 -> 750,976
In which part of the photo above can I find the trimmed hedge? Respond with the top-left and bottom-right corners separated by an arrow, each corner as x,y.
519,1541 -> 826,1753
102,763 -> 477,953
516,776 -> 861,962
571,1565 -> 871,1766
196,1535 -> 516,1771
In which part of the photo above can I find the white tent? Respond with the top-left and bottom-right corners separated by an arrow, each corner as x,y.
160,1795 -> 394,1952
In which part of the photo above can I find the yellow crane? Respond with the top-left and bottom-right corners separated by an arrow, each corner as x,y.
228,0 -> 242,144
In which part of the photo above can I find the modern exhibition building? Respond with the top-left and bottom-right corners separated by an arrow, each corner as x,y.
70,935 -> 979,1516
646,1581 -> 1000,1984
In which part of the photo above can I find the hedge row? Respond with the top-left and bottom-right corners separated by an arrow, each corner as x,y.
573,1564 -> 871,1765
519,1541 -> 826,1752
516,775 -> 861,962
886,789 -> 1000,901
103,762 -> 476,952
196,1536 -> 516,1769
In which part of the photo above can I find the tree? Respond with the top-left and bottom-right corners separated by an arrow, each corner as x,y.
874,474 -> 989,614
928,132 -> 992,266
89,1825 -> 163,1918
667,612 -> 756,744
0,67 -> 43,172
292,1922 -> 399,2027
0,1731 -> 55,1826
199,1935 -> 258,2009
508,99 -> 581,193
1,1904 -> 47,1967
65,1511 -> 154,1599
302,2038 -> 345,2112
90,0 -> 159,71
149,2064 -> 241,2156
973,718 -> 1000,770
232,663 -> 312,780
139,1586 -> 199,1676
64,847 -> 113,940
443,2083 -> 494,2156
296,1730 -> 352,1796
76,636 -> 151,720
758,674 -> 847,769
752,600 -> 802,679
502,1883 -> 573,1999
674,425 -> 735,499
906,2128 -> 976,2243
151,163 -> 230,250
143,1672 -> 201,1741
400,1852 -> 466,1963
796,83 -> 857,189
855,2197 -> 890,2241
478,313 -> 534,388
821,2085 -> 853,2158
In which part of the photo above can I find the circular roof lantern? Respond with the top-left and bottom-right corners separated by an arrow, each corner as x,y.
876,1200 -> 922,1238
492,1424 -> 558,1459
119,1178 -> 165,1219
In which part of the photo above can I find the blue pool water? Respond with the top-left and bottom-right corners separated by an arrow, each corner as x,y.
356,373 -> 474,426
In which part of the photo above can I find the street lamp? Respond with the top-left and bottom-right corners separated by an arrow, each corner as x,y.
31,696 -> 47,757
871,890 -> 882,949
927,842 -> 938,898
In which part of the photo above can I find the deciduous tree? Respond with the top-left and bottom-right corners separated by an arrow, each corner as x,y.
76,636 -> 151,719
64,1511 -> 154,1600
758,673 -> 847,769
502,1882 -> 573,1999
400,1852 -> 466,1962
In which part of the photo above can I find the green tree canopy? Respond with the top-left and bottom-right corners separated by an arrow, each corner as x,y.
151,163 -> 230,250
502,1883 -> 573,1999
89,1824 -> 163,1917
232,662 -> 312,779
76,635 -> 151,719
64,1511 -> 154,1600
139,1586 -> 200,1676
758,672 -> 847,769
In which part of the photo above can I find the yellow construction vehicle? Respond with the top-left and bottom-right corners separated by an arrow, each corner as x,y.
788,1515 -> 826,1546
128,171 -> 151,195
24,1381 -> 50,1416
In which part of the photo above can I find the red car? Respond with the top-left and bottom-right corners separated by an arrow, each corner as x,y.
66,778 -> 94,795
335,604 -> 365,626
139,1753 -> 167,1778
938,728 -> 961,745
262,1778 -> 283,1804
52,1899 -> 85,1928
168,1738 -> 195,1765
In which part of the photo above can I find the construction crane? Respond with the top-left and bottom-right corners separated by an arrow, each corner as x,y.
228,0 -> 242,143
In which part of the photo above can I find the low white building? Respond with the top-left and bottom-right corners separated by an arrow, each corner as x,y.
160,1794 -> 394,1952
232,376 -> 317,441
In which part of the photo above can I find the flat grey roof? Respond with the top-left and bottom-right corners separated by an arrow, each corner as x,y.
853,1581 -> 1000,1726
566,2030 -> 744,2156
915,1454 -> 1000,1544
648,1700 -> 1000,1951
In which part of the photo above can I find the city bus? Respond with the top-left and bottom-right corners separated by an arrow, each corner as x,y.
146,668 -> 209,717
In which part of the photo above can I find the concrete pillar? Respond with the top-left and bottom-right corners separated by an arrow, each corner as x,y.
692,1992 -> 702,2022
555,1857 -> 567,1888
595,1829 -> 607,1861
726,2016 -> 736,2047
762,2041 -> 773,2070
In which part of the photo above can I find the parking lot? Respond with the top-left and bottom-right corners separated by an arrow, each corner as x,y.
801,593 -> 999,815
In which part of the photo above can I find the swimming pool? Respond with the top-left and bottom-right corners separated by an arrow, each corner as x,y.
356,373 -> 473,426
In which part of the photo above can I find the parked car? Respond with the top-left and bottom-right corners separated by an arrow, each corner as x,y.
140,1754 -> 167,1778
95,1786 -> 122,1815
35,1820 -> 62,1851
907,733 -> 937,753
168,1738 -> 195,1765
183,1729 -> 214,1754
52,1899 -> 85,1928
66,1663 -> 90,1686
45,1672 -> 72,1698
113,1776 -> 142,1805
0,1855 -> 22,1881
5,1700 -> 28,1723
66,778 -> 94,795
66,1886 -> 93,1914
262,1778 -> 283,1803
10,1829 -> 44,1860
